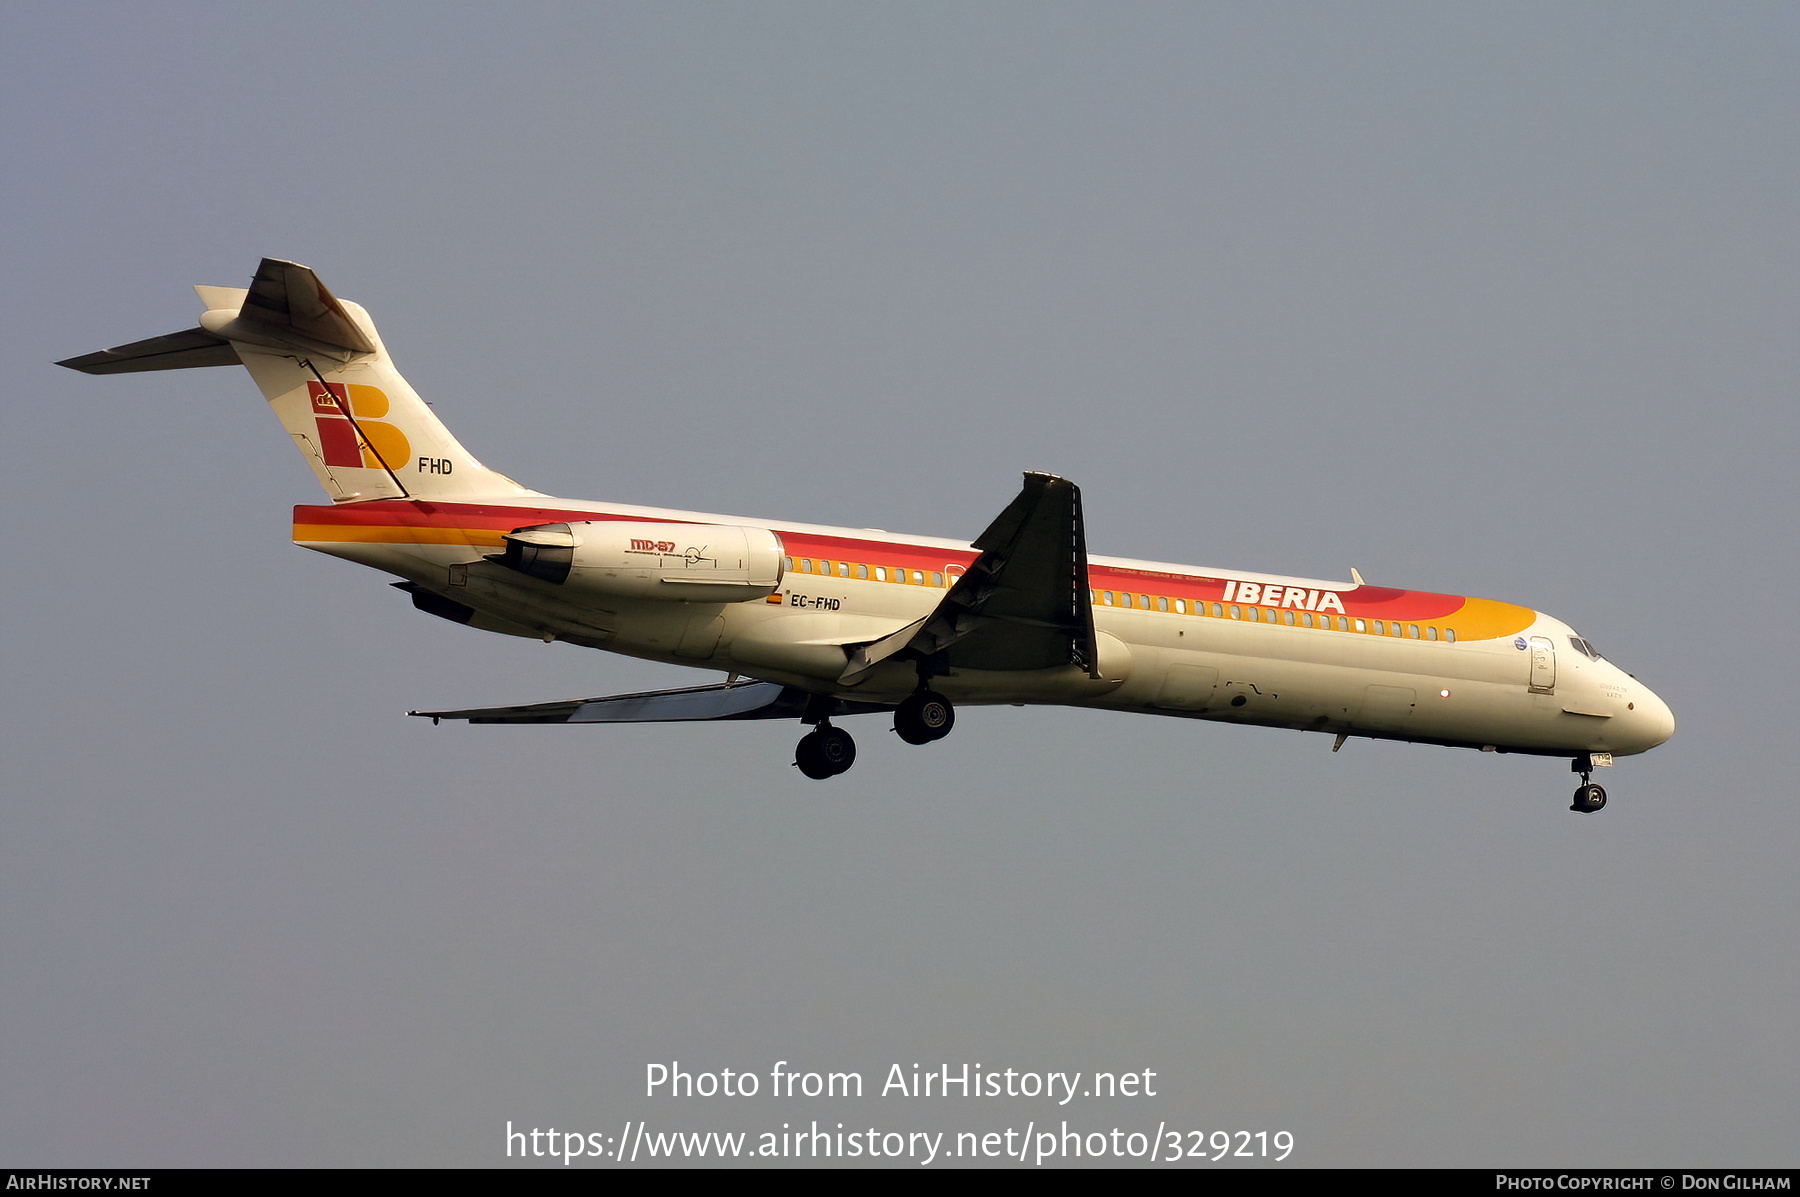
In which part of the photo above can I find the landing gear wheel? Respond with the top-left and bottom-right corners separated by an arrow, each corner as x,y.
1570,783 -> 1608,814
815,725 -> 856,774
795,726 -> 856,779
895,690 -> 955,745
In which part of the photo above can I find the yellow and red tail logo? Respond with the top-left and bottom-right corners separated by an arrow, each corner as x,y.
308,381 -> 411,470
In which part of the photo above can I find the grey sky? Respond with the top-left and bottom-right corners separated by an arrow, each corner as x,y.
2,2 -> 1795,1167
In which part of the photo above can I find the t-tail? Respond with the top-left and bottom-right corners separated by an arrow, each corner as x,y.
58,258 -> 535,503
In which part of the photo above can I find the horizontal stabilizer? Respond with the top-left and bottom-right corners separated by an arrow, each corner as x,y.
229,257 -> 377,357
57,327 -> 240,374
58,258 -> 374,374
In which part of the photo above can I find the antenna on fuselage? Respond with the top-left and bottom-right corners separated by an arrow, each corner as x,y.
1350,568 -> 1365,586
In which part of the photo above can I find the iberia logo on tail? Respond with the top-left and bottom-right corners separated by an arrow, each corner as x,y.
308,381 -> 411,470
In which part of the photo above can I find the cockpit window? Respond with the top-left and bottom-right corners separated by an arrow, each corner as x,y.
1568,635 -> 1602,661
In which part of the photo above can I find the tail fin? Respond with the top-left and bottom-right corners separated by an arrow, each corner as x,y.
59,258 -> 536,503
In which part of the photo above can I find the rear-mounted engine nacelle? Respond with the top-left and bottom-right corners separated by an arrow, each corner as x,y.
489,521 -> 785,603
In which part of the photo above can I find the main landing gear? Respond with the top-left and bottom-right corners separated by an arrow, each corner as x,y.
791,689 -> 958,781
894,689 -> 955,745
1570,753 -> 1609,814
795,724 -> 856,780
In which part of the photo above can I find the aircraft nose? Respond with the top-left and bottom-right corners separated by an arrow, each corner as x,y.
1633,687 -> 1676,751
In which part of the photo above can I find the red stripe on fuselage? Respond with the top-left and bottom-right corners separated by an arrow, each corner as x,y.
295,501 -> 1473,623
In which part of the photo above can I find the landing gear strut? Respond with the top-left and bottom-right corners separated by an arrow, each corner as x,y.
894,689 -> 955,745
791,686 -> 956,780
795,723 -> 856,780
1570,754 -> 1608,814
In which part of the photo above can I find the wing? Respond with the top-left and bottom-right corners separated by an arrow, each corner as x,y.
840,471 -> 1098,684
410,680 -> 891,725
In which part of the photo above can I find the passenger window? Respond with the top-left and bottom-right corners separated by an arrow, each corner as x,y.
799,559 -> 812,573
875,567 -> 887,581
1211,603 -> 1223,618
1229,605 -> 1241,619
1284,610 -> 1295,626
838,562 -> 850,578
933,572 -> 943,587
1445,628 -> 1456,643
1139,594 -> 1150,610
1103,591 -> 1114,605
894,568 -> 906,583
1354,619 -> 1366,632
856,564 -> 867,580
1427,626 -> 1437,641
783,557 -> 793,571
1172,598 -> 1183,614
912,571 -> 924,585
1408,624 -> 1419,639
1301,612 -> 1312,627
1264,608 -> 1277,623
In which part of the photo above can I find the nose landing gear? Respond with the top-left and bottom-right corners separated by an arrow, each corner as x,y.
1571,782 -> 1607,813
1570,754 -> 1609,813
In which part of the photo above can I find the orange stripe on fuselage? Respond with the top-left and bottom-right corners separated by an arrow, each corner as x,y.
292,500 -> 676,550
292,522 -> 509,547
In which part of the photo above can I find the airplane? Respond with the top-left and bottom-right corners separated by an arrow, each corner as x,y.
59,258 -> 1674,811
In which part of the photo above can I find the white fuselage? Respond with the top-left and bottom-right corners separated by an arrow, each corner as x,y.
296,494 -> 1676,760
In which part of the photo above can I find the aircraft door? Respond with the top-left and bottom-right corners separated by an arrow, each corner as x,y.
1528,635 -> 1556,694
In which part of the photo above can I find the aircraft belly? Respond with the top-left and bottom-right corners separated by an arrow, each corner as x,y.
1083,634 -> 1603,753
298,536 -> 460,576
728,611 -> 921,679
1151,663 -> 1219,711
933,664 -> 1124,705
